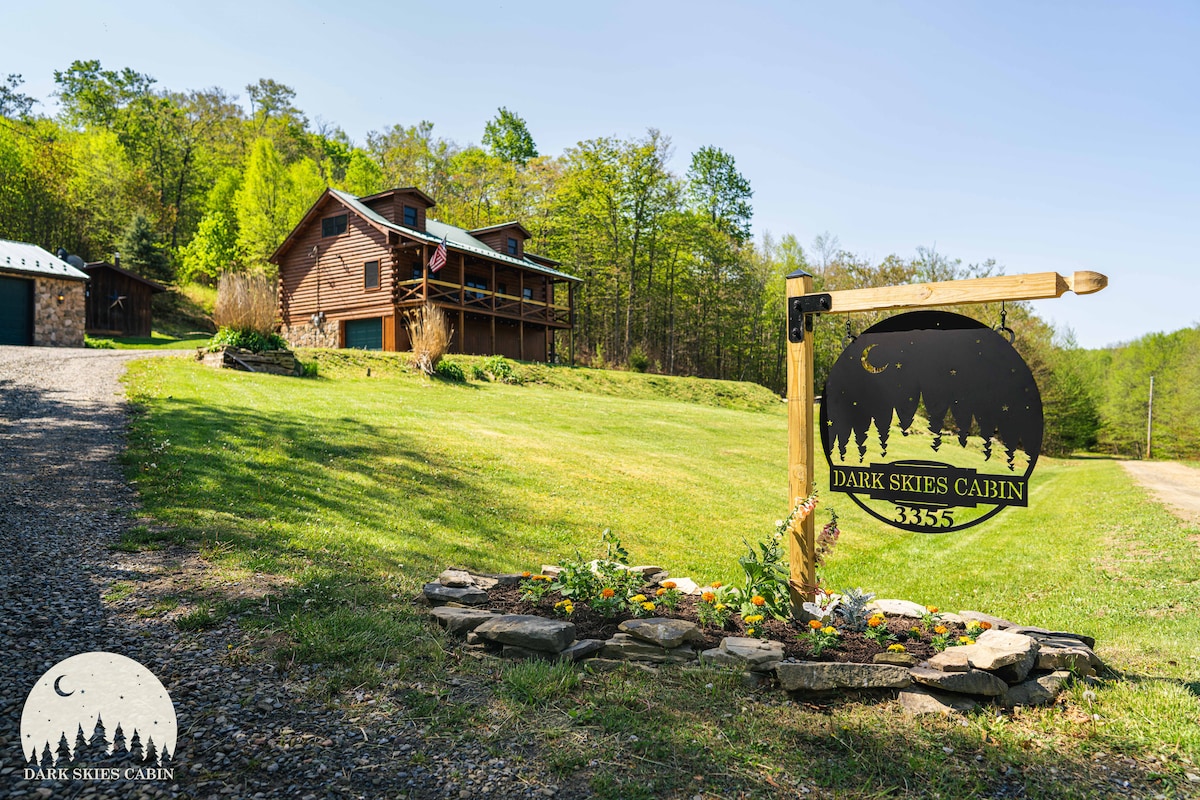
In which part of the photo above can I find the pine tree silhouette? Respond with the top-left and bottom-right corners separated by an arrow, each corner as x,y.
143,736 -> 158,766
55,732 -> 72,766
109,723 -> 127,763
89,714 -> 109,757
73,724 -> 88,765
159,743 -> 173,767
26,748 -> 38,769
40,742 -> 53,769
128,729 -> 144,764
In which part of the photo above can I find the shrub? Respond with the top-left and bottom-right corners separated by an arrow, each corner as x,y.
628,346 -> 650,373
207,327 -> 287,353
300,361 -> 319,378
214,272 -> 276,335
479,355 -> 521,384
434,359 -> 465,382
406,302 -> 453,376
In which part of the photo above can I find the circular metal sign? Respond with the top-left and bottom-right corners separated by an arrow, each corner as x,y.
820,311 -> 1043,533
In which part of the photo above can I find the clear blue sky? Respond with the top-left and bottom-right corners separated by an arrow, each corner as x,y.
8,1 -> 1198,349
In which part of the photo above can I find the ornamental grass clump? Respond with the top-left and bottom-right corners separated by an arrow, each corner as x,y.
210,272 -> 286,353
406,302 -> 453,376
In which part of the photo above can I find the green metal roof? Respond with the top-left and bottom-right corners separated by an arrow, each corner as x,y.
0,239 -> 89,281
329,189 -> 581,283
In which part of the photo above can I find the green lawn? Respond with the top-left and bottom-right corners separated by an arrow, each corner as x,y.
120,353 -> 1200,797
87,331 -> 211,349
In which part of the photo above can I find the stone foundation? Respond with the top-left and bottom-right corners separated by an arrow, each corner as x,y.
33,278 -> 86,347
280,321 -> 338,349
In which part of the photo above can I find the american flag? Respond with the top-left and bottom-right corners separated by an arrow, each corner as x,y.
429,236 -> 448,273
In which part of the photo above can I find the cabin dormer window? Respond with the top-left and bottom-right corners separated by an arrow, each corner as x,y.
403,205 -> 418,227
364,260 -> 379,289
507,237 -> 518,255
322,214 -> 348,237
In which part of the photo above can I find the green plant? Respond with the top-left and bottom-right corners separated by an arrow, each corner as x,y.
480,355 -> 521,384
434,359 -> 465,382
737,528 -> 790,621
864,613 -> 893,647
628,593 -> 656,617
930,624 -> 953,652
592,587 -> 625,618
207,326 -> 287,353
654,580 -> 683,611
741,612 -> 766,637
85,335 -> 116,349
835,588 -> 875,632
553,598 -> 575,617
628,346 -> 650,373
176,606 -> 218,631
519,574 -> 555,603
802,621 -> 841,657
300,361 -> 319,378
697,584 -> 736,629
554,555 -> 600,602
920,605 -> 944,632
471,364 -> 488,380
499,660 -> 580,705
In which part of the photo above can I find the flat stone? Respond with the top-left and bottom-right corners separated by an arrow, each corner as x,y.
558,638 -> 604,662
501,644 -> 548,660
663,576 -> 700,595
873,652 -> 919,667
957,610 -> 1018,630
939,612 -> 966,626
926,648 -> 972,672
1003,670 -> 1072,707
898,687 -> 978,715
438,568 -> 474,588
600,633 -> 697,663
491,573 -> 526,586
699,648 -> 743,669
429,606 -> 498,634
469,574 -> 499,590
465,630 -> 483,645
867,599 -> 928,618
970,630 -> 1039,683
618,618 -> 705,649
910,666 -> 1008,696
720,637 -> 785,669
540,565 -> 562,577
1007,626 -> 1096,650
475,615 -> 576,652
626,565 -> 666,578
776,662 -> 912,692
423,583 -> 489,606
1037,645 -> 1095,673
741,671 -> 773,690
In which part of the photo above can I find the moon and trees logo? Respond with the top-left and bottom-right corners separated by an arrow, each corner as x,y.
19,652 -> 177,780
821,310 -> 1043,533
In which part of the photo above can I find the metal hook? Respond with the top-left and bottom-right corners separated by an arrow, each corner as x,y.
994,301 -> 1015,344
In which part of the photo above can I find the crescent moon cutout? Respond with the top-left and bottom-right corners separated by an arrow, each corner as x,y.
53,675 -> 73,697
860,344 -> 889,374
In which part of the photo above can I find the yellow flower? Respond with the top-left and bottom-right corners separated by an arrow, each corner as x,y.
751,595 -> 766,606
701,591 -> 717,603
958,636 -> 975,645
744,614 -> 764,624
747,628 -> 756,636
630,594 -> 646,603
662,581 -> 677,590
715,603 -> 727,611
887,643 -> 907,653
934,625 -> 948,635
926,605 -> 939,614
808,619 -> 823,630
601,588 -> 615,599
641,602 -> 656,611
656,588 -> 667,597
821,626 -> 838,636
711,581 -> 722,589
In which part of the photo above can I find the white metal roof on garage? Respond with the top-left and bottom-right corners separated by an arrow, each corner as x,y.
0,239 -> 89,281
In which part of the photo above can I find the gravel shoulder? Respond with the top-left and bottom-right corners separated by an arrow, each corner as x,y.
1120,459 -> 1200,526
0,346 -> 565,800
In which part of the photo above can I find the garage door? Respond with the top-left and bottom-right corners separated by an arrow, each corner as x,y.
344,317 -> 383,350
0,276 -> 33,345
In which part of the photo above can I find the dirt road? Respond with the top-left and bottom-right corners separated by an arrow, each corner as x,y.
1120,459 -> 1200,525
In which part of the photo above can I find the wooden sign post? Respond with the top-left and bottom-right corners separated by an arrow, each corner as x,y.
784,269 -> 1108,615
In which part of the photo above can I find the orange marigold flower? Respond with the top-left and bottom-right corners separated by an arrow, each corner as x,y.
701,591 -> 717,603
656,588 -> 667,597
934,625 -> 948,635
979,621 -> 993,630
808,619 -> 823,630
600,588 -> 615,599
522,571 -> 532,578
868,617 -> 883,628
662,581 -> 677,590
751,595 -> 766,606
710,582 -> 722,589
926,605 -> 939,614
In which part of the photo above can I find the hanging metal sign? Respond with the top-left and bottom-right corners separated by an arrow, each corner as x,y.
819,310 -> 1043,533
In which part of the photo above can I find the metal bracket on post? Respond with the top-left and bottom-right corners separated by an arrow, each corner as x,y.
788,294 -> 832,343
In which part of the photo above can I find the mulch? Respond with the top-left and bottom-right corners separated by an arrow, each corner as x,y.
486,584 -> 965,663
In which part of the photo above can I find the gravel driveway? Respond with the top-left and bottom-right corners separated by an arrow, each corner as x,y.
0,346 -> 565,800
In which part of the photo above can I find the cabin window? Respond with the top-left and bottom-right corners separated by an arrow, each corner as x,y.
364,260 -> 380,289
321,214 -> 347,237
465,277 -> 488,301
498,282 -> 507,296
522,287 -> 533,300
507,237 -> 518,255
412,265 -> 423,280
403,205 -> 418,227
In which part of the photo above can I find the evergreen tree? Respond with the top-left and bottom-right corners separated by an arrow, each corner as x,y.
127,729 -> 144,764
143,736 -> 158,766
121,214 -> 172,282
40,742 -> 54,769
109,723 -> 127,762
159,743 -> 172,766
73,724 -> 89,764
89,713 -> 109,756
56,732 -> 72,765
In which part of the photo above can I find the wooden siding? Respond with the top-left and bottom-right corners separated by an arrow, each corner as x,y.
473,226 -> 525,259
363,195 -> 396,224
278,212 -> 397,339
84,266 -> 154,337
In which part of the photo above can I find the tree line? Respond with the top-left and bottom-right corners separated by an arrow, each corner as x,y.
4,62 -> 1180,456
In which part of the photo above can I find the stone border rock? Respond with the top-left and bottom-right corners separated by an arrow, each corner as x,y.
423,567 -> 1104,714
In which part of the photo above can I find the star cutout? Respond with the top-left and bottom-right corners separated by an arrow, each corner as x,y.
949,369 -> 957,376
895,362 -> 903,370
1001,405 -> 1009,412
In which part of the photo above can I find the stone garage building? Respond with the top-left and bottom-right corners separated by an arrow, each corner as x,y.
0,239 -> 89,347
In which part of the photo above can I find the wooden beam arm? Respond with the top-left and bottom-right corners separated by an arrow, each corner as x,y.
805,271 -> 1107,315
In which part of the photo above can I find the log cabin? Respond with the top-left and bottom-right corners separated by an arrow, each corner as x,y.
82,259 -> 165,338
270,187 -> 581,362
